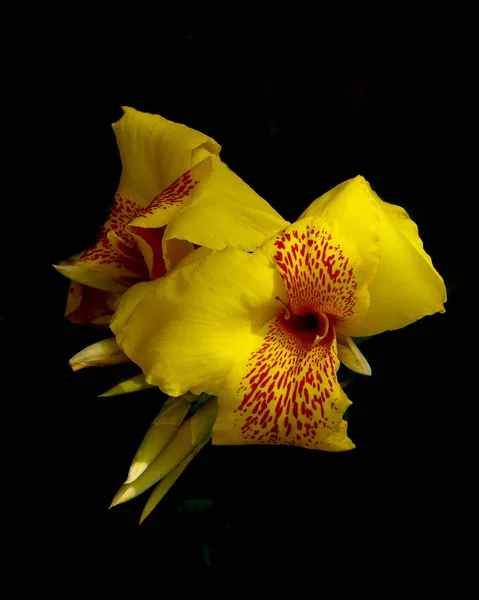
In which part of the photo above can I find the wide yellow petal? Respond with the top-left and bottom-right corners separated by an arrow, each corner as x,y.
299,175 -> 380,285
126,159 -> 212,275
69,337 -> 130,371
110,398 -> 217,506
124,394 -> 195,484
261,217 -> 371,329
210,218 -> 362,450
108,280 -> 153,335
301,176 -> 446,335
111,248 -> 284,397
125,151 -> 288,273
213,313 -> 354,451
112,106 -> 221,208
162,155 -> 289,268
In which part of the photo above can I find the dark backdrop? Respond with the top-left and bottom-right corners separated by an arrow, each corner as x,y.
3,4 -> 471,591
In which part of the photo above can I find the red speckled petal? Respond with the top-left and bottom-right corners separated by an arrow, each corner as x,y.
101,194 -> 143,245
262,217 -> 371,328
214,314 -> 353,450
127,162 -> 208,274
163,156 -> 289,263
74,193 -> 149,281
77,235 -> 148,278
213,219 -> 365,450
300,176 -> 446,335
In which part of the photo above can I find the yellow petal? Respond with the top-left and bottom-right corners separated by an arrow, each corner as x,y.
113,218 -> 362,450
126,152 -> 288,273
110,398 -> 217,506
98,374 -> 155,397
111,248 -> 284,397
54,263 -> 139,294
162,155 -> 289,268
126,159 -> 213,274
169,246 -> 214,273
67,199 -> 149,284
299,176 -> 380,285
212,217 -> 362,450
58,108 -> 220,306
57,195 -> 148,309
108,280 -> 153,335
139,435 -> 210,524
112,106 -> 221,207
214,312 -> 354,450
69,337 -> 130,371
381,200 -> 442,277
301,176 -> 446,335
336,335 -> 371,376
124,394 -> 195,484
261,217 -> 371,327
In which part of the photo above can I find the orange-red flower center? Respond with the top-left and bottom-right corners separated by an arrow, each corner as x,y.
275,297 -> 334,346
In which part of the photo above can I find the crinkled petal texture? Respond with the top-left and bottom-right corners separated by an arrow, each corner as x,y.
112,217 -> 372,450
300,176 -> 446,336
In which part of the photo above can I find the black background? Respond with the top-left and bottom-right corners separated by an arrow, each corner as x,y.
3,2 -> 472,591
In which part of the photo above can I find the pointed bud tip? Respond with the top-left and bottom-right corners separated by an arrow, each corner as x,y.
125,462 -> 148,484
139,503 -> 155,525
69,361 -> 87,372
109,485 -> 136,508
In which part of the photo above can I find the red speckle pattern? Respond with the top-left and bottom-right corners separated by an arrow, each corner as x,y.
141,171 -> 200,215
272,223 -> 358,322
234,223 -> 359,448
77,168 -> 200,279
101,195 -> 142,247
236,315 -> 339,448
79,195 -> 144,272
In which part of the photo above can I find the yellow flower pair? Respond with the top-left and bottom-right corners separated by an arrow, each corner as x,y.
57,107 -> 446,519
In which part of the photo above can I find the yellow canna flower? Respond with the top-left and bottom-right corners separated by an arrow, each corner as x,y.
55,107 -> 288,326
111,175 -> 446,451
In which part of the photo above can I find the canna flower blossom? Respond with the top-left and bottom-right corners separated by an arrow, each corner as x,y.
55,107 -> 287,327
111,175 -> 446,453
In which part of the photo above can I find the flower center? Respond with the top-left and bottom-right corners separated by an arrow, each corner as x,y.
275,297 -> 332,345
